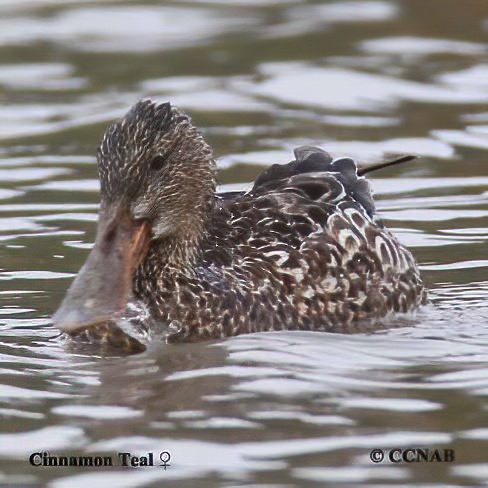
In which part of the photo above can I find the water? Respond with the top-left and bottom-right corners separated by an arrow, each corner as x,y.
0,0 -> 487,486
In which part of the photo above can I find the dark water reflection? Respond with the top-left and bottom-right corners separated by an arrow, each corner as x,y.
0,0 -> 488,486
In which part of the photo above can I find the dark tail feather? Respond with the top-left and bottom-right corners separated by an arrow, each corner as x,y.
357,155 -> 417,177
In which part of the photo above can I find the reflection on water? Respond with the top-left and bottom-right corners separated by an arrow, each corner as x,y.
0,0 -> 487,487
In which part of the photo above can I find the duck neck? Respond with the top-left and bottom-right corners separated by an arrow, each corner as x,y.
156,228 -> 204,270
136,196 -> 214,286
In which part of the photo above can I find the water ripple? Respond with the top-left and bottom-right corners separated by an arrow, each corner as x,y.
0,1 -> 486,487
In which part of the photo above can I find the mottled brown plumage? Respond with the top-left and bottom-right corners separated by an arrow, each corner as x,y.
53,100 -> 426,352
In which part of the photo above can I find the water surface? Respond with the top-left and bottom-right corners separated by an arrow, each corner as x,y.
1,1 -> 488,487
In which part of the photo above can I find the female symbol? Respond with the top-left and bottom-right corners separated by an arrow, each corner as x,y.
159,451 -> 171,469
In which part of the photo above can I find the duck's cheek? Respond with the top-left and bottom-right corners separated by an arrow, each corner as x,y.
52,211 -> 151,335
151,216 -> 177,239
132,199 -> 175,239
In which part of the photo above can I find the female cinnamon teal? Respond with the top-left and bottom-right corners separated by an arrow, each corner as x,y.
53,99 -> 426,349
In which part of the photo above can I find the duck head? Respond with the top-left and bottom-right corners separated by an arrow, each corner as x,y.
53,100 -> 216,335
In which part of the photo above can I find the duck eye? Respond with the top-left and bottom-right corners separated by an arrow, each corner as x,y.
150,155 -> 167,172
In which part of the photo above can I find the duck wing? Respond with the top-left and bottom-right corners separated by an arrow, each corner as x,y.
250,145 -> 375,218
214,146 -> 419,278
199,145 -> 424,336
217,145 -> 375,215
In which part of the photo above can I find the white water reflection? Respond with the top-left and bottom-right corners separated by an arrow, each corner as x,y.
240,63 -> 488,112
266,1 -> 398,38
437,64 -> 488,89
0,63 -> 86,91
433,129 -> 488,150
220,139 -> 455,169
361,37 -> 487,56
0,6 -> 259,52
0,0 -> 487,487
287,1 -> 398,23
0,427 -> 85,456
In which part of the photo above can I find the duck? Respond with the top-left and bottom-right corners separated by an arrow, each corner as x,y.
53,99 -> 426,351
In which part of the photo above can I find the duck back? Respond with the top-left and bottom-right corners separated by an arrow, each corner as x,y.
149,146 -> 426,342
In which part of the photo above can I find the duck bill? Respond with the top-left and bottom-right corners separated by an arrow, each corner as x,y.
52,210 -> 151,334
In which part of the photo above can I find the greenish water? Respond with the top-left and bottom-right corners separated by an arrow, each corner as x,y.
0,1 -> 488,487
